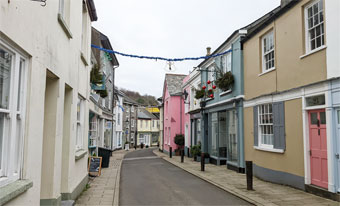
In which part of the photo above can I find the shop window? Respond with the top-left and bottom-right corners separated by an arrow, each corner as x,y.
227,110 -> 238,164
210,113 -> 218,157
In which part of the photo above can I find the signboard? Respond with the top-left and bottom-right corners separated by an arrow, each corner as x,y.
88,156 -> 102,177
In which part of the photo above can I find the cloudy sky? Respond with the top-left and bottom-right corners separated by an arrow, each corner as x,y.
92,0 -> 281,98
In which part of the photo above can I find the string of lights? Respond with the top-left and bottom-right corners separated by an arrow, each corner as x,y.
91,44 -> 232,62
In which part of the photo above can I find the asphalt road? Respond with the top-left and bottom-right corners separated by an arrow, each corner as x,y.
120,148 -> 251,205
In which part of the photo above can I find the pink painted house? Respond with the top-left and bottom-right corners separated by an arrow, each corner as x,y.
182,75 -> 191,156
162,74 -> 186,155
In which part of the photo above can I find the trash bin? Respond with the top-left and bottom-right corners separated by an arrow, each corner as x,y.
98,147 -> 111,168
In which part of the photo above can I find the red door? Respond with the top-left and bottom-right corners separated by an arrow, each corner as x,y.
308,109 -> 328,189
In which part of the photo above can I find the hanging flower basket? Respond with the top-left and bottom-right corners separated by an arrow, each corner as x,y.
215,71 -> 234,91
195,88 -> 205,99
98,89 -> 108,98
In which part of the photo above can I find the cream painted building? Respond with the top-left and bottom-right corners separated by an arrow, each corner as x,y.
243,0 -> 340,199
0,0 -> 97,205
137,108 -> 159,146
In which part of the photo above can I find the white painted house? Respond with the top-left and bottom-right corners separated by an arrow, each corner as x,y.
0,0 -> 97,205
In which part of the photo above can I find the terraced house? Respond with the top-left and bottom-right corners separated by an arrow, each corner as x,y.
196,17 -> 272,171
242,0 -> 340,199
0,0 -> 97,205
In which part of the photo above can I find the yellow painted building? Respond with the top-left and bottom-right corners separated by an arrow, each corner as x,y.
243,0 -> 340,195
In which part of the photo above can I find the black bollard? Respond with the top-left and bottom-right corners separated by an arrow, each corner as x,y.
187,147 -> 190,157
169,147 -> 172,158
201,153 -> 205,171
181,149 -> 184,163
134,145 -> 137,150
246,161 -> 253,190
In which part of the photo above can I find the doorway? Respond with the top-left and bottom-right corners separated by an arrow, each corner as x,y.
308,109 -> 328,189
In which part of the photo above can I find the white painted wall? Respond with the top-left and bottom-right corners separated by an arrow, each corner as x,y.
325,0 -> 340,79
0,0 -> 93,204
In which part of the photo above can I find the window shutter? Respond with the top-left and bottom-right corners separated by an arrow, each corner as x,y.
253,106 -> 258,146
273,102 -> 285,150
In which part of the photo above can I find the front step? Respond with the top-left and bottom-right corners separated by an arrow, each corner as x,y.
305,184 -> 340,202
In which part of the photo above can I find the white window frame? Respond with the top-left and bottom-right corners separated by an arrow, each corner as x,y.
0,40 -> 28,187
89,116 -> 97,147
222,48 -> 232,73
76,96 -> 85,150
81,0 -> 89,60
258,104 -> 274,149
304,0 -> 325,53
261,30 -> 275,73
208,65 -> 215,82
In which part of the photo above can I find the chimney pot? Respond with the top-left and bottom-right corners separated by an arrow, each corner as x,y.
206,47 -> 211,56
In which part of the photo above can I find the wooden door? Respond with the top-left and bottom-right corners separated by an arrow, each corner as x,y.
308,109 -> 328,189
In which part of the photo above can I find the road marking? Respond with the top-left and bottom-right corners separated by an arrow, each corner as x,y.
123,156 -> 161,161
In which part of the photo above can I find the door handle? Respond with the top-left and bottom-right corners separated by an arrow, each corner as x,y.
336,153 -> 340,159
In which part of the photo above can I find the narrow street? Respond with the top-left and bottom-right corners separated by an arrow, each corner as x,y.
120,148 -> 251,205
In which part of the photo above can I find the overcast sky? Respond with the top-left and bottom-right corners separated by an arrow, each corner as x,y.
92,0 -> 281,98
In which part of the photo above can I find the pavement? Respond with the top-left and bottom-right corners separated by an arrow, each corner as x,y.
120,148 -> 250,205
75,149 -> 129,206
153,149 -> 339,206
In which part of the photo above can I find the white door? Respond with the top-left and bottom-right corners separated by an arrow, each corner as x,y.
336,108 -> 340,192
145,135 -> 150,146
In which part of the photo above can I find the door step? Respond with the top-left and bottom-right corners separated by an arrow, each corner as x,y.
305,184 -> 340,202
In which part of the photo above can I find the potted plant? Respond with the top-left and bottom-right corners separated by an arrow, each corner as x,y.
125,141 -> 130,151
174,134 -> 185,156
190,142 -> 201,161
215,71 -> 234,91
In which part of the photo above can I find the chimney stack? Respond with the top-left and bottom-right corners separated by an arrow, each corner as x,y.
206,47 -> 211,56
281,0 -> 293,8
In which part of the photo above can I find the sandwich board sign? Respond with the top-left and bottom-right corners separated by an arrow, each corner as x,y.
88,156 -> 102,177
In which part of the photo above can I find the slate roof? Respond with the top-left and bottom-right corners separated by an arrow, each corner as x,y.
164,74 -> 187,96
138,108 -> 158,119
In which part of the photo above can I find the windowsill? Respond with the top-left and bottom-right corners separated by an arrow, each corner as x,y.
254,146 -> 284,153
258,68 -> 275,76
80,52 -> 89,66
206,97 -> 214,101
58,13 -> 73,39
0,179 -> 33,205
220,90 -> 232,96
300,45 -> 327,59
75,149 -> 87,161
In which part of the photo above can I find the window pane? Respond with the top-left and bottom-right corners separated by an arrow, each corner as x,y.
17,60 -> 24,111
311,113 -> 318,125
320,112 -> 326,124
0,48 -> 12,110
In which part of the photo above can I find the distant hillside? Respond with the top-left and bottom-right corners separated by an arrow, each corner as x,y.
120,88 -> 159,106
